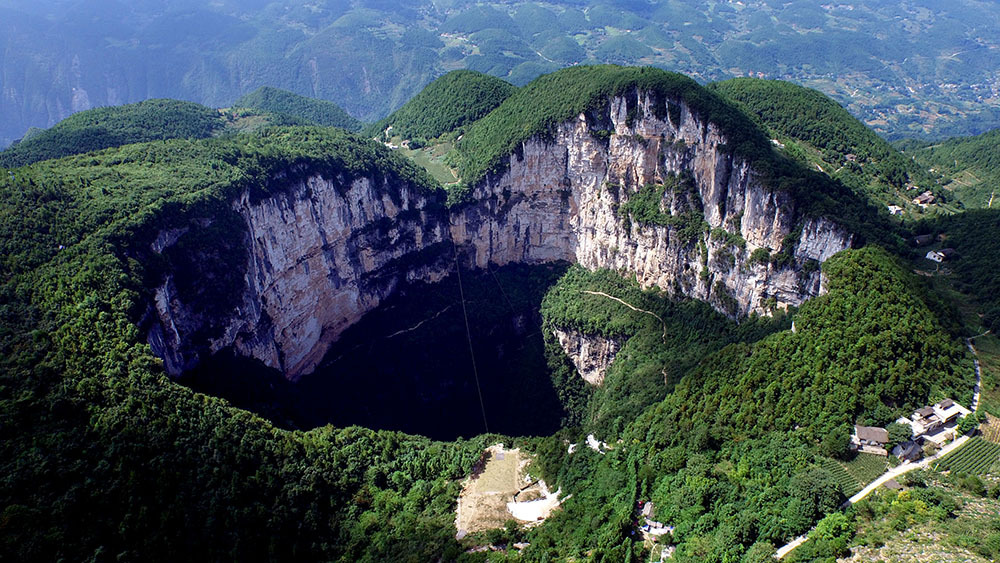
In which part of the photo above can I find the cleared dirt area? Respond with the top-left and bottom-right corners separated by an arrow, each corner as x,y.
455,444 -> 530,537
455,444 -> 564,538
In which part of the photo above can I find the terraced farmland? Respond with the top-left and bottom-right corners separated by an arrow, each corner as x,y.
844,454 -> 890,484
933,437 -> 1000,474
820,454 -> 889,496
820,458 -> 862,496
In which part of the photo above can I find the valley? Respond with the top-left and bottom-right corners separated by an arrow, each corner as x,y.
182,264 -> 568,440
1,63 -> 998,562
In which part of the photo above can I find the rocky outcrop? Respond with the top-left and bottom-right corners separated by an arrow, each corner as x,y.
147,173 -> 452,379
450,91 -> 854,317
145,89 -> 855,380
552,329 -> 621,386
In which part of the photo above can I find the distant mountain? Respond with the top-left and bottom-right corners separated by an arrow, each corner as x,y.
0,99 -> 224,168
233,86 -> 363,131
0,97 -> 315,168
899,129 -> 1000,209
365,70 -> 516,141
3,1 -> 1000,148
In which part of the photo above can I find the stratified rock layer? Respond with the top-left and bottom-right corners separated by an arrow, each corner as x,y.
147,90 -> 854,380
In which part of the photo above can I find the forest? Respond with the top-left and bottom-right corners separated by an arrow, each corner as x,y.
233,86 -> 363,131
0,64 -> 994,562
710,78 -> 933,206
0,100 -> 225,168
364,70 -> 517,143
900,129 -> 1000,209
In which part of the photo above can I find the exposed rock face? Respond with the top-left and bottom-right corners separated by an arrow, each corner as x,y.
552,329 -> 621,386
450,91 -> 854,318
146,90 -> 854,380
147,174 -> 452,379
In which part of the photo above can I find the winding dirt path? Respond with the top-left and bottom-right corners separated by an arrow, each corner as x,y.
580,290 -> 667,342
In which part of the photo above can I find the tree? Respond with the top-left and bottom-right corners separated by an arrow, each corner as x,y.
958,412 -> 981,435
887,422 -> 913,449
820,424 -> 852,459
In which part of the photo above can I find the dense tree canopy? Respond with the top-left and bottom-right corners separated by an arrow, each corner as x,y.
711,78 -> 933,205
233,86 -> 363,131
364,70 -> 516,142
0,100 -> 225,168
901,128 -> 1000,208
0,70 -> 984,562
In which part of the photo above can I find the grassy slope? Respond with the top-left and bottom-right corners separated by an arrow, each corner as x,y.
233,86 -> 363,131
845,479 -> 1000,562
0,99 -> 225,168
918,210 -> 1000,416
710,78 -> 940,213
901,129 -> 1000,209
364,70 -> 516,141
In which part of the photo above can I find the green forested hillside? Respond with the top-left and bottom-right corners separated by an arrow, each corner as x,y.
233,86 -> 363,131
0,119 -> 979,561
901,129 -> 1000,208
455,65 -> 770,185
365,70 -> 516,142
0,100 -> 224,168
521,247 -> 972,561
932,209 -> 1000,335
711,79 -> 937,209
656,247 -> 971,440
455,66 -> 898,252
540,266 -> 789,437
0,64 -> 988,562
0,128 -> 483,561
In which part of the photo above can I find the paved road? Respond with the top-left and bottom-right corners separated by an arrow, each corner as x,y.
968,338 -> 982,412
776,434 -> 971,559
777,335 -> 986,559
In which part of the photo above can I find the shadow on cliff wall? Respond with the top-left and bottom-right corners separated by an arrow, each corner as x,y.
180,263 -> 569,440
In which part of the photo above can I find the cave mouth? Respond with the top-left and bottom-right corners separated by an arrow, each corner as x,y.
179,263 -> 570,441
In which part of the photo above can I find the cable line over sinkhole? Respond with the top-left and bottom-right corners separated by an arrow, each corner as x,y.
454,243 -> 490,435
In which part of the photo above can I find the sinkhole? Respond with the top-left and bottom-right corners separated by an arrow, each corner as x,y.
179,263 -> 569,441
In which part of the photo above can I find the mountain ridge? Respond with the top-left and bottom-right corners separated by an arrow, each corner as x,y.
0,65 -> 987,562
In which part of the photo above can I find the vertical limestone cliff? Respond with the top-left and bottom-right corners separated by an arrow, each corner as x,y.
147,173 -> 452,379
551,328 -> 621,386
145,89 -> 856,381
450,91 -> 854,318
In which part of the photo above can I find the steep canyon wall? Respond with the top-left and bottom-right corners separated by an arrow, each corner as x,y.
146,91 -> 854,380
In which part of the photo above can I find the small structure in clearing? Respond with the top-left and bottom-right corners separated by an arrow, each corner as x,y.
896,398 -> 971,446
926,248 -> 959,263
851,425 -> 890,456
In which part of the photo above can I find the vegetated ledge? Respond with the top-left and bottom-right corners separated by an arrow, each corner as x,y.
138,69 -> 882,384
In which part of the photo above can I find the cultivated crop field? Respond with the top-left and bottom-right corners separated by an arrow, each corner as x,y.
981,414 -> 1000,443
820,454 -> 888,496
844,453 -> 890,484
820,457 -> 862,496
933,437 -> 1000,474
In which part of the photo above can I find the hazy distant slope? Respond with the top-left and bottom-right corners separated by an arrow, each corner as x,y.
0,100 -> 223,168
712,78 -> 935,206
233,86 -> 362,131
4,1 -> 1000,148
365,71 -> 516,141
901,129 -> 1000,208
